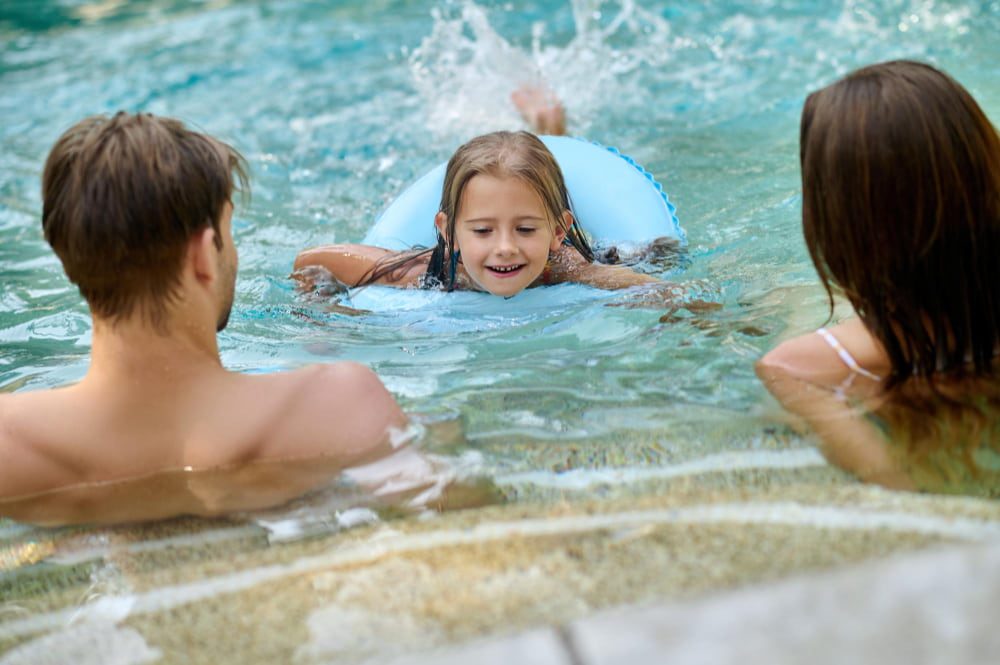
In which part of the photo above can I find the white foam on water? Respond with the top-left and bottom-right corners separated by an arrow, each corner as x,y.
404,0 -> 983,143
495,448 -> 828,489
569,540 -> 1000,665
409,0 -> 673,137
0,623 -> 161,665
44,526 -> 263,567
249,448 -> 486,543
0,524 -> 32,542
0,599 -> 160,665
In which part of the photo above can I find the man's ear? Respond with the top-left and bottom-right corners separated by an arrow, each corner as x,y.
551,211 -> 571,251
190,227 -> 219,285
434,212 -> 449,242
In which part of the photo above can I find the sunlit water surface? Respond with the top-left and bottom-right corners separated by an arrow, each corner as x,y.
1,0 -> 998,503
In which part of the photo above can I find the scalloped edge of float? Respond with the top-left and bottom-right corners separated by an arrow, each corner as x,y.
568,135 -> 686,246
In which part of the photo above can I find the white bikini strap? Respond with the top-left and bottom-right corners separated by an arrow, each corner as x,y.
816,327 -> 882,382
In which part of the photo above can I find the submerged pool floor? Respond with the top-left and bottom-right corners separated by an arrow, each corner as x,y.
3,459 -> 999,664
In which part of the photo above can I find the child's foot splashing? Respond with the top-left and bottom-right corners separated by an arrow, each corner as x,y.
408,1 -> 672,138
511,85 -> 567,136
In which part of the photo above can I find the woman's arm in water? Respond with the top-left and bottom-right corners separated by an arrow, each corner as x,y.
292,244 -> 425,289
755,318 -> 913,489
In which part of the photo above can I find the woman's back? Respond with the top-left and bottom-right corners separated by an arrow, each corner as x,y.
758,60 -> 1000,495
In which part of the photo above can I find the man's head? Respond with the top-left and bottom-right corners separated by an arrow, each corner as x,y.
41,112 -> 248,330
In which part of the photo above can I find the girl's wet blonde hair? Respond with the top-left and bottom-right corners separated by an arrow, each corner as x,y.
364,131 -> 594,290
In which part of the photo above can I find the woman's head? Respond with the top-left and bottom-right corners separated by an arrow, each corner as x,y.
427,131 -> 594,294
800,60 -> 1000,383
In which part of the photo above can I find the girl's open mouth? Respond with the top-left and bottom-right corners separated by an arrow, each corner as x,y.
486,264 -> 525,277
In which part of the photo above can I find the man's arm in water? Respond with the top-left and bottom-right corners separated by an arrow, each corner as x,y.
262,365 -> 503,512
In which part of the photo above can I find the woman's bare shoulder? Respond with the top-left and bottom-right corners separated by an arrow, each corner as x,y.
757,318 -> 890,391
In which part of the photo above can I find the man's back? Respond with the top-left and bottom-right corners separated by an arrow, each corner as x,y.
0,112 -> 408,525
0,362 -> 405,521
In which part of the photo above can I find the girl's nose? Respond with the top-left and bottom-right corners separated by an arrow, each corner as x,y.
495,231 -> 517,254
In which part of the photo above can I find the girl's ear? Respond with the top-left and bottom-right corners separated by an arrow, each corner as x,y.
434,212 -> 449,242
551,211 -> 571,251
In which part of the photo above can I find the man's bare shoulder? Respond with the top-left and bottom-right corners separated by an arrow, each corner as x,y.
0,392 -> 13,456
0,388 -> 68,445
0,389 -> 79,497
236,361 -> 386,398
233,363 -> 406,463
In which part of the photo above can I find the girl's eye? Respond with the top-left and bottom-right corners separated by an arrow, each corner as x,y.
517,227 -> 537,234
472,228 -> 491,235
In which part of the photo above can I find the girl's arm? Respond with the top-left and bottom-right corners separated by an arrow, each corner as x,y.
547,247 -> 719,314
562,261 -> 660,290
546,245 -> 658,290
293,244 -> 424,288
755,318 -> 913,489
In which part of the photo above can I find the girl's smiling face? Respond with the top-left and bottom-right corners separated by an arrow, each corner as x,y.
436,174 -> 567,297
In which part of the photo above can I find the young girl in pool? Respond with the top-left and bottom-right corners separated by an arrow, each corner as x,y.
294,92 -> 676,298
756,60 -> 1000,495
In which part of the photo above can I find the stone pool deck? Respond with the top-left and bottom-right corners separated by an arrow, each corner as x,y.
384,540 -> 1000,665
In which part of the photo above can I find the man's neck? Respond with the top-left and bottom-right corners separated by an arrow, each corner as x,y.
86,311 -> 223,385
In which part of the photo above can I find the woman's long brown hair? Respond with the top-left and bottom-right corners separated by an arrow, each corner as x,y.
800,60 -> 1000,482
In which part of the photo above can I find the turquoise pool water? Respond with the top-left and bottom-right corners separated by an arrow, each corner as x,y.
4,3 -> 1000,662
1,0 -> 998,481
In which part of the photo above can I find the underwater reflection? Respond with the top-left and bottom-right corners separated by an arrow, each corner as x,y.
0,442 -> 501,528
761,373 -> 1000,498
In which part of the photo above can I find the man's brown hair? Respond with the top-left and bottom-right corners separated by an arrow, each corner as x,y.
42,112 -> 249,326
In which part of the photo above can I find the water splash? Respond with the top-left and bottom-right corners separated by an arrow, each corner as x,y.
408,0 -> 674,137
406,0 -> 984,142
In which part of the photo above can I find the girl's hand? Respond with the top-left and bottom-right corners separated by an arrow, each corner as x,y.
607,281 -> 721,314
547,245 -> 658,289
291,264 -> 349,295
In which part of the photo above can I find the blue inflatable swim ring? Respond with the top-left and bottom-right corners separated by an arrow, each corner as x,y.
363,135 -> 684,250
